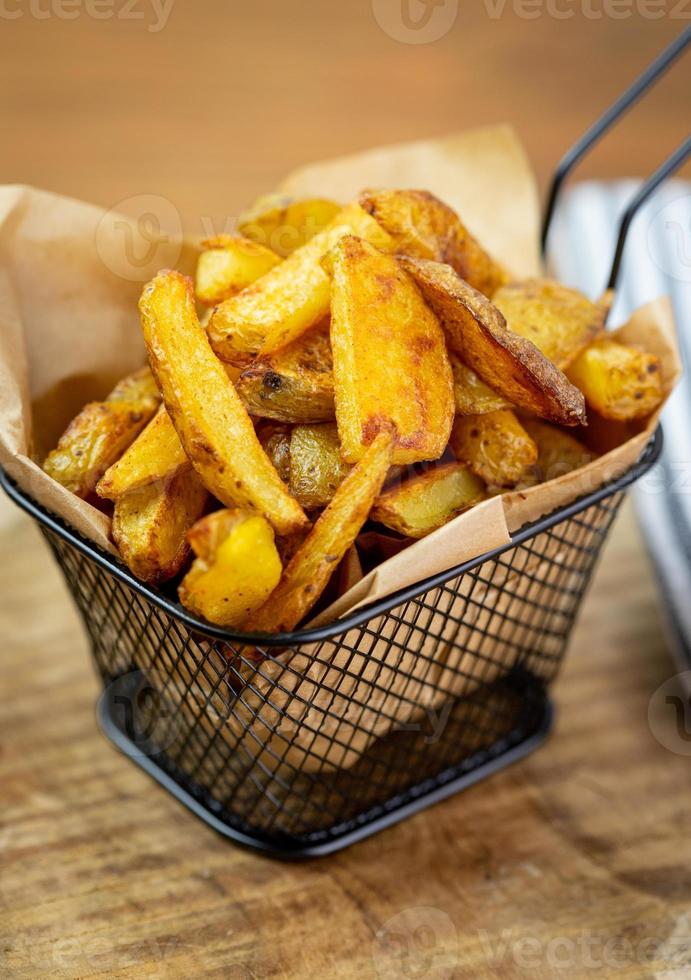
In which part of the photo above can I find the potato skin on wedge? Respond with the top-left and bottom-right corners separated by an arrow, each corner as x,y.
451,410 -> 538,488
372,462 -> 486,538
245,431 -> 394,634
97,404 -> 188,500
112,469 -> 208,585
400,257 -> 586,427
324,236 -> 454,465
139,270 -> 308,536
43,367 -> 160,498
195,234 -> 281,307
289,423 -> 351,510
520,418 -> 595,486
238,195 -> 342,257
566,337 -> 663,421
179,509 -> 283,627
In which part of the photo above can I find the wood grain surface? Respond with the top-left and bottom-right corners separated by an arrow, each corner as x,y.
1,5 -> 691,978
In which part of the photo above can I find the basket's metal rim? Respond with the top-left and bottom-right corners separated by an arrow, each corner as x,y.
0,426 -> 662,647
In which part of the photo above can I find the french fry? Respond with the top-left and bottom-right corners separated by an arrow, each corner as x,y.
236,322 -> 334,423
139,271 -> 308,536
372,462 -> 486,538
256,421 -> 292,485
493,278 -> 608,370
324,237 -> 454,465
450,354 -> 511,415
207,202 -> 394,364
194,234 -> 281,306
238,194 -> 342,257
400,257 -> 586,427
43,367 -> 160,498
566,337 -> 664,421
178,509 -> 283,627
289,423 -> 350,509
96,405 -> 188,500
520,418 -> 595,485
245,430 -> 393,633
359,189 -> 507,297
450,410 -> 538,488
112,469 -> 208,584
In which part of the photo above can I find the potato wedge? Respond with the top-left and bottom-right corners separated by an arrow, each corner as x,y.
372,462 -> 486,538
245,431 -> 393,633
566,337 -> 664,421
400,257 -> 586,427
195,234 -> 281,306
43,367 -> 160,498
97,405 -> 188,500
112,469 -> 208,584
236,322 -> 334,423
324,237 -> 454,465
520,418 -> 595,485
178,509 -> 283,627
289,423 -> 350,510
493,278 -> 607,370
450,410 -> 538,488
360,189 -> 507,297
450,354 -> 511,415
238,194 -> 342,257
207,202 -> 394,364
256,421 -> 292,485
139,271 -> 308,536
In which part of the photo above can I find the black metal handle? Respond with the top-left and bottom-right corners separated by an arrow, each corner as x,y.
541,26 -> 691,262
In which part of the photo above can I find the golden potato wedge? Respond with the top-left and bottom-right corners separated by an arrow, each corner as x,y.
400,257 -> 586,427
360,189 -> 507,297
207,202 -> 394,364
324,237 -> 454,465
372,462 -> 486,538
238,194 -> 342,257
112,469 -> 208,584
97,405 -> 189,500
178,509 -> 283,627
566,337 -> 664,421
289,423 -> 350,510
450,410 -> 538,488
520,418 -> 595,485
195,234 -> 281,306
245,430 -> 393,633
256,421 -> 292,485
236,322 -> 334,423
139,271 -> 308,536
43,367 -> 160,498
450,354 -> 511,415
493,278 -> 607,370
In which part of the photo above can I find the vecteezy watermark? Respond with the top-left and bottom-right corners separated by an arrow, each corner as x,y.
372,906 -> 459,979
95,193 -> 183,282
481,0 -> 690,17
648,670 -> 691,756
97,669 -> 183,757
647,193 -> 691,284
0,0 -> 175,31
372,0 -> 459,44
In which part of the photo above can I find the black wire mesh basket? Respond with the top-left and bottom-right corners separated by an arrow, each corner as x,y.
0,430 -> 662,857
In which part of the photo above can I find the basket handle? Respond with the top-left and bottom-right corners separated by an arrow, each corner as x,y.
541,25 -> 691,288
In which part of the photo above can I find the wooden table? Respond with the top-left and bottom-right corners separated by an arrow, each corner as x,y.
1,6 -> 690,978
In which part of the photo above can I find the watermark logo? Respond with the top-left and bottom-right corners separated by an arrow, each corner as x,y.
372,906 -> 458,978
649,671 -> 691,756
95,193 -> 182,282
372,0 -> 459,43
0,0 -> 175,31
647,194 -> 691,284
97,669 -> 182,756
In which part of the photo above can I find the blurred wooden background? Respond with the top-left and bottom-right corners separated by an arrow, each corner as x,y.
1,6 -> 691,978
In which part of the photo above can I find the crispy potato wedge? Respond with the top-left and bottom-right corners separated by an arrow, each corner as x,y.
450,354 -> 511,415
238,194 -> 342,257
520,418 -> 595,485
566,337 -> 664,421
43,367 -> 160,497
112,469 -> 208,584
195,234 -> 281,306
97,405 -> 188,500
289,423 -> 350,510
493,278 -> 607,370
236,322 -> 334,423
372,461 -> 486,538
400,257 -> 586,427
324,237 -> 454,465
139,271 -> 308,536
256,421 -> 292,485
360,189 -> 507,297
207,202 -> 394,364
178,509 -> 283,627
245,430 -> 393,633
450,410 -> 538,488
